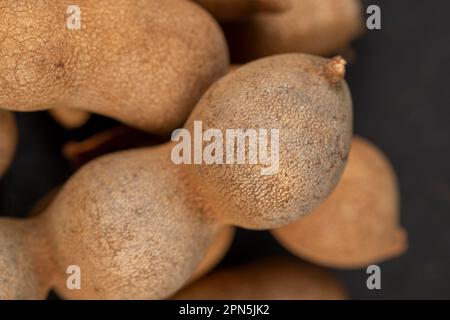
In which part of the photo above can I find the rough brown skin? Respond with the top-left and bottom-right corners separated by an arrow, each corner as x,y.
49,108 -> 90,130
184,54 -> 353,228
193,0 -> 291,21
0,54 -> 352,299
190,226 -> 235,281
224,0 -> 364,63
0,218 -> 52,300
272,137 -> 408,268
0,0 -> 229,134
0,110 -> 17,177
172,257 -> 348,300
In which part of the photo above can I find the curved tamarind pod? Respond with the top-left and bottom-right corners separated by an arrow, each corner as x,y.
190,226 -> 235,281
49,108 -> 91,130
272,137 -> 408,268
46,145 -> 219,299
183,54 -> 352,228
193,0 -> 291,21
224,0 -> 364,62
172,257 -> 348,300
0,0 -> 229,134
0,53 -> 352,299
0,110 -> 17,177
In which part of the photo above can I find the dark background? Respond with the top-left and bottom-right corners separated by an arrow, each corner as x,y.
0,0 -> 449,299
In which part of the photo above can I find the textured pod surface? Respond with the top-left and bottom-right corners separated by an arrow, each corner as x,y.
183,54 -> 353,228
45,145 -> 218,299
273,137 -> 407,268
0,218 -> 49,299
193,0 -> 291,21
191,226 -> 235,281
49,108 -> 90,130
173,257 -> 348,299
225,0 -> 364,62
0,0 -> 229,134
0,110 -> 17,177
0,53 -> 353,299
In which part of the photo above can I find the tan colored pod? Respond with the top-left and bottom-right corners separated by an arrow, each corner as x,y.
191,226 -> 235,281
0,110 -> 17,177
0,0 -> 229,134
193,0 -> 291,21
183,54 -> 353,228
49,108 -> 91,130
272,137 -> 408,268
173,257 -> 348,300
0,54 -> 352,299
225,0 -> 364,62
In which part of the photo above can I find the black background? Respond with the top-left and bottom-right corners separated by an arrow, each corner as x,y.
0,0 -> 449,299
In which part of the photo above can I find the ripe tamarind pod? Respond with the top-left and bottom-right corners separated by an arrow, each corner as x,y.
190,226 -> 235,281
183,54 -> 352,228
0,53 -> 352,299
224,0 -> 364,62
272,137 -> 408,268
0,110 -> 17,177
193,0 -> 291,21
0,0 -> 229,134
172,257 -> 348,300
49,108 -> 91,130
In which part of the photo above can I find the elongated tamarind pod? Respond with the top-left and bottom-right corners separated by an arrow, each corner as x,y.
0,0 -> 229,134
172,257 -> 348,300
272,137 -> 408,268
224,0 -> 364,62
193,0 -> 291,21
49,108 -> 91,130
0,110 -> 17,177
0,54 -> 352,299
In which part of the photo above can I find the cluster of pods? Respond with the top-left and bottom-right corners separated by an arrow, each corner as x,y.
0,0 -> 405,299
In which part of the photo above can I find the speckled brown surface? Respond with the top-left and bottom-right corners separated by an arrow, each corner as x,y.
0,0 -> 229,134
0,110 -> 17,177
184,54 -> 353,228
0,53 -> 352,299
44,145 -> 220,299
193,0 -> 291,21
190,226 -> 235,281
272,136 -> 407,268
224,0 -> 364,62
172,257 -> 348,300
0,218 -> 50,300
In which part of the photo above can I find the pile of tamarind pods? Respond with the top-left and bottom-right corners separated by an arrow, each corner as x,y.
0,0 -> 406,300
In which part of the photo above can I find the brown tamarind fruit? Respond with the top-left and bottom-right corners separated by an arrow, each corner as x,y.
224,0 -> 364,63
0,0 -> 229,134
0,53 -> 352,299
0,110 -> 17,177
173,257 -> 348,300
190,226 -> 235,281
272,136 -> 408,268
